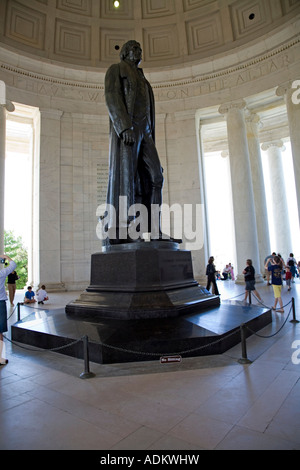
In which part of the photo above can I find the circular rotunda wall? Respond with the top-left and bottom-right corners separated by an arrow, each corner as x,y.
0,0 -> 299,70
1,0 -> 300,289
0,0 -> 299,115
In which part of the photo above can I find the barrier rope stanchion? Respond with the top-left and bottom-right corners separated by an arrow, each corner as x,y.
3,333 -> 96,379
17,302 -> 21,322
238,323 -> 252,364
80,335 -> 95,379
290,297 -> 299,324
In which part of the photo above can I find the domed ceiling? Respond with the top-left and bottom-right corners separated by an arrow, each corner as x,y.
0,0 -> 299,70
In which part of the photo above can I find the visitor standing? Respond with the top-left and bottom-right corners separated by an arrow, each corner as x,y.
285,266 -> 292,291
206,256 -> 220,295
264,252 -> 276,285
0,254 -> 17,365
286,253 -> 297,282
243,259 -> 262,303
228,263 -> 235,280
265,255 -> 284,313
7,269 -> 19,306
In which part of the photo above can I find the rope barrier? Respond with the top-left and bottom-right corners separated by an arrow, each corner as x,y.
3,333 -> 81,352
3,332 -> 94,379
98,327 -> 239,358
3,295 -> 299,375
245,303 -> 293,339
6,302 -> 19,321
237,297 -> 299,363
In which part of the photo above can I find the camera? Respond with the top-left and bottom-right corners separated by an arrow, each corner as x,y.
0,258 -> 5,264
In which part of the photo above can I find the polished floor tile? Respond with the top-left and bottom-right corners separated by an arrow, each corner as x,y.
0,280 -> 299,450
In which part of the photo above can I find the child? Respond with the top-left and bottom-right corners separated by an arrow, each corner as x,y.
24,286 -> 36,304
36,285 -> 49,305
285,266 -> 292,292
243,259 -> 262,303
265,256 -> 284,313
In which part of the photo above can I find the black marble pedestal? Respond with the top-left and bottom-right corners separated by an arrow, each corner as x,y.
11,301 -> 272,364
65,241 -> 219,320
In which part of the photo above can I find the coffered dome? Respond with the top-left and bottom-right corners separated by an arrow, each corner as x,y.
0,0 -> 299,70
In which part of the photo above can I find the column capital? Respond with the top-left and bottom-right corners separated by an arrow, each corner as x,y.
39,108 -> 63,119
245,111 -> 261,125
218,99 -> 246,115
0,101 -> 15,112
221,150 -> 228,158
261,140 -> 285,152
276,80 -> 295,97
276,79 -> 300,97
0,81 -> 14,112
245,111 -> 263,132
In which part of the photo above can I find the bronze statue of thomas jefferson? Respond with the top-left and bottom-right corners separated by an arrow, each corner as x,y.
104,40 -> 164,244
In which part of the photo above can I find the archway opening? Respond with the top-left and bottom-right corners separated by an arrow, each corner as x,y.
5,103 -> 39,287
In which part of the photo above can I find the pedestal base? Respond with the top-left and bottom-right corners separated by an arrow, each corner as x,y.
65,241 -> 219,320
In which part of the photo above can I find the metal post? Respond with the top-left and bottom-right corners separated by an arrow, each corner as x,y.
17,302 -> 21,322
290,297 -> 299,323
238,324 -> 252,364
80,335 -> 95,379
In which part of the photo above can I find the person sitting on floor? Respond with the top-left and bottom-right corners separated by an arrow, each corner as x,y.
36,285 -> 49,305
24,286 -> 36,304
222,265 -> 230,280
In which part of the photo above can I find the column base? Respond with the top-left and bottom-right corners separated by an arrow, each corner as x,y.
235,274 -> 265,284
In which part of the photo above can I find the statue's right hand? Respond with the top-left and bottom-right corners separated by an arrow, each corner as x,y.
121,129 -> 135,145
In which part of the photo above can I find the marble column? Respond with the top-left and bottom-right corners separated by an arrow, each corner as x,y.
0,104 -> 5,255
32,108 -> 64,291
166,111 -> 208,282
276,82 -> 300,230
261,140 -> 292,258
246,113 -> 271,273
219,100 -> 262,283
0,81 -> 14,254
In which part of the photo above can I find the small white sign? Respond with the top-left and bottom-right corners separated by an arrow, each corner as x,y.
160,355 -> 182,364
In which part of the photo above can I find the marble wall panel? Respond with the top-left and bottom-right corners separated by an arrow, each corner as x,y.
56,0 -> 92,16
4,0 -> 46,50
39,249 -> 62,284
141,0 -> 176,18
142,23 -> 180,61
185,11 -> 224,54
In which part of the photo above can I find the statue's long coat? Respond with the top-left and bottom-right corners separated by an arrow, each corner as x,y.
104,60 -> 156,236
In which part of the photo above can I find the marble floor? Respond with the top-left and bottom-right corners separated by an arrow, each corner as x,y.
0,279 -> 299,451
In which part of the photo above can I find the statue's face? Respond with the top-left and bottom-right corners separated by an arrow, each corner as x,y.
127,42 -> 142,64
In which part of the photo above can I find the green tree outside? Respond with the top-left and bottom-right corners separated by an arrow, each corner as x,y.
4,230 -> 28,289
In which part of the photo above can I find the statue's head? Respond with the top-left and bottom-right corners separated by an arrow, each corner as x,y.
120,40 -> 142,65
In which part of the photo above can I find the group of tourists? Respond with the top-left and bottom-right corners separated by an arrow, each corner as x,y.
206,251 -> 299,313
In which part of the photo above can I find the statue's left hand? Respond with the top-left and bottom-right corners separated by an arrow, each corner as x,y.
121,129 -> 135,145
